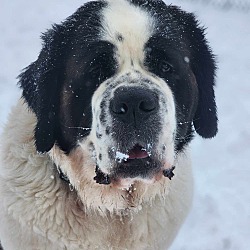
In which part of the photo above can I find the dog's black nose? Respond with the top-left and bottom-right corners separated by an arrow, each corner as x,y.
110,87 -> 159,125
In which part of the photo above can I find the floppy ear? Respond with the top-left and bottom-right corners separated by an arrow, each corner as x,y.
18,25 -> 66,153
188,17 -> 218,138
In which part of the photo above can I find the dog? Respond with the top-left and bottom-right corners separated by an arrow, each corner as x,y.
0,0 -> 217,249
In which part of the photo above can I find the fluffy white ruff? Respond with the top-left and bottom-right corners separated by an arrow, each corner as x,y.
0,100 -> 193,249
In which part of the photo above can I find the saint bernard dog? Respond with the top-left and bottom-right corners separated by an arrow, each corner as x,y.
0,0 -> 218,249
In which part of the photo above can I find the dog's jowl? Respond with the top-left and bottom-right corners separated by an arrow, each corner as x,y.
0,0 -> 217,249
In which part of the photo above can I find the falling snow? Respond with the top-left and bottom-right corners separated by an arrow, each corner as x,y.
0,1 -> 249,250
115,151 -> 129,163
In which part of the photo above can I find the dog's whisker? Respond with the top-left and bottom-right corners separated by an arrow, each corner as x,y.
177,121 -> 192,125
63,125 -> 92,131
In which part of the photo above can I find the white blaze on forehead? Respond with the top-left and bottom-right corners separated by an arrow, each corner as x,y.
101,0 -> 155,70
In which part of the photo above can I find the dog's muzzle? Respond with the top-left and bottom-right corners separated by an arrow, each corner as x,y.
93,86 -> 175,184
109,86 -> 161,147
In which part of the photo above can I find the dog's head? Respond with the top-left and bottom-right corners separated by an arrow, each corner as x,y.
19,0 -> 217,189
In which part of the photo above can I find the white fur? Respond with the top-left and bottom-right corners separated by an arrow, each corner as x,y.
0,100 -> 193,249
101,0 -> 155,71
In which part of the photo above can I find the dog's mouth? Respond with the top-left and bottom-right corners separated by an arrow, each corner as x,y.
93,143 -> 175,186
127,144 -> 150,160
115,144 -> 150,163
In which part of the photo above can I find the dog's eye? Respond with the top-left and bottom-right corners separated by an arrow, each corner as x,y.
159,60 -> 173,74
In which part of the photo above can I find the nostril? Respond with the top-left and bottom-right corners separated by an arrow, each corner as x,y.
111,102 -> 129,115
110,87 -> 159,120
139,100 -> 157,113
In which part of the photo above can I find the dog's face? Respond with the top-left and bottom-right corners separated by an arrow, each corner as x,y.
19,0 -> 217,188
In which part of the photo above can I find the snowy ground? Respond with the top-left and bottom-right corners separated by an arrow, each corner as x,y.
1,1 -> 250,249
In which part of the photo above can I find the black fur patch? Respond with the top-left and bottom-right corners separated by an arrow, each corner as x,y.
99,154 -> 102,161
106,126 -> 111,135
142,1 -> 217,151
19,1 -> 117,153
116,33 -> 124,42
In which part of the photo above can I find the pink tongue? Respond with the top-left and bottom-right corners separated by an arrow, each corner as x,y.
128,146 -> 149,159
